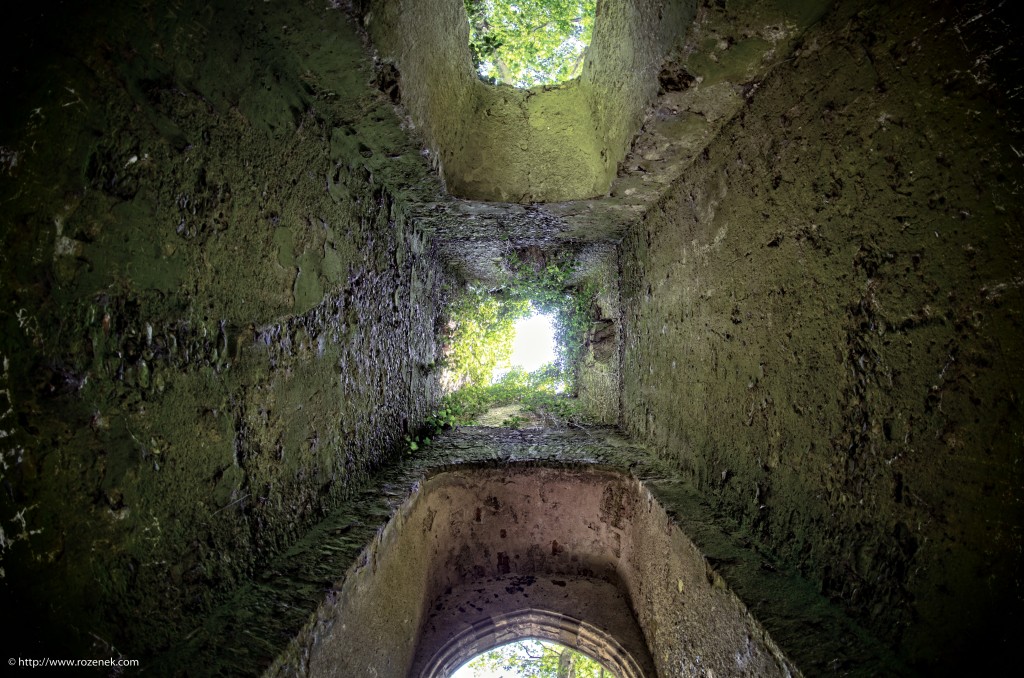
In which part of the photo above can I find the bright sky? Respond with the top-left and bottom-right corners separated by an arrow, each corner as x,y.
450,639 -> 546,678
510,312 -> 557,371
493,312 -> 557,381
451,658 -> 500,678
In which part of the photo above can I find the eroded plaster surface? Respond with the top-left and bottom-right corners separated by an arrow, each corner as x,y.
279,465 -> 795,677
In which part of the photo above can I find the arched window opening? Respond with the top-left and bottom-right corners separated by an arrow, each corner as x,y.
465,0 -> 597,87
419,608 -> 647,678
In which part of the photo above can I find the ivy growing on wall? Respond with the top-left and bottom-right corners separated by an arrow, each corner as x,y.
465,0 -> 596,87
503,249 -> 597,386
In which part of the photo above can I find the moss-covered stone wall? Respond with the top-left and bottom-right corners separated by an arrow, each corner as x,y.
0,0 -> 446,661
3,0 -> 1022,674
619,0 -> 1023,671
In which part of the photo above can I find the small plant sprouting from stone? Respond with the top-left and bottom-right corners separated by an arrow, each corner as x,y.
501,414 -> 526,429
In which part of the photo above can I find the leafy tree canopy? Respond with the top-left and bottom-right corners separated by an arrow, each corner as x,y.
440,250 -> 594,399
465,0 -> 596,87
460,639 -> 614,678
444,287 -> 531,389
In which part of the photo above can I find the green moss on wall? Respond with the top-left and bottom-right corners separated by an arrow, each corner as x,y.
0,0 -> 448,663
619,0 -> 1024,671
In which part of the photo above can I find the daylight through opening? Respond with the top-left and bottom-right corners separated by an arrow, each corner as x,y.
452,639 -> 617,677
401,248 -> 595,446
465,0 -> 597,87
418,604 -> 649,678
492,309 -> 557,382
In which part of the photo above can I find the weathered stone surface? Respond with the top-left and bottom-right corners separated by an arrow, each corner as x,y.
619,0 -> 1024,672
0,0 -> 446,661
0,0 -> 1020,675
262,428 -> 894,678
361,0 -> 695,203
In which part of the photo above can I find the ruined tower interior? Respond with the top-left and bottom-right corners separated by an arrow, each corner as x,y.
0,0 -> 1021,675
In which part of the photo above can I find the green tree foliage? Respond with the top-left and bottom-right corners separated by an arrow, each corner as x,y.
503,251 -> 596,391
441,249 -> 593,398
465,0 -> 596,87
462,639 -> 613,677
445,287 -> 531,388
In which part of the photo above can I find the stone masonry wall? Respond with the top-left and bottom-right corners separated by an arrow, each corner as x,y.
0,0 -> 446,661
619,0 -> 1023,671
